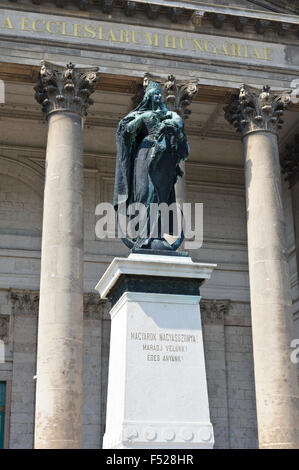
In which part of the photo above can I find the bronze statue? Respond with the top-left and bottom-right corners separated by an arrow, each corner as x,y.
113,80 -> 189,251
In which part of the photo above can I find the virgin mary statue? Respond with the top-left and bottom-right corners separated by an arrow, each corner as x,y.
113,80 -> 189,251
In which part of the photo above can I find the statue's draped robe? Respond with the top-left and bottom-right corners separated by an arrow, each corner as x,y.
113,110 -> 189,248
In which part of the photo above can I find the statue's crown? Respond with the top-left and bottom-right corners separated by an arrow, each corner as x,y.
146,80 -> 162,93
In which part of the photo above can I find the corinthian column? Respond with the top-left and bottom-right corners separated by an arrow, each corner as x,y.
225,85 -> 299,449
34,62 -> 99,449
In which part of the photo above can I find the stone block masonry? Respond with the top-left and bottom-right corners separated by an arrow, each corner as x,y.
0,290 -> 258,448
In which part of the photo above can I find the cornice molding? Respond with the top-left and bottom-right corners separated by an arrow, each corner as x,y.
247,0 -> 299,15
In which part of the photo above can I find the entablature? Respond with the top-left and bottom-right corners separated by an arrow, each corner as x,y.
0,0 -> 298,40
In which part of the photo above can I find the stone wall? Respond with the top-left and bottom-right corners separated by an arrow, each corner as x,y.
0,148 -> 261,449
0,289 -> 258,449
201,300 -> 258,449
0,291 -> 109,449
9,291 -> 38,449
0,104 -> 296,449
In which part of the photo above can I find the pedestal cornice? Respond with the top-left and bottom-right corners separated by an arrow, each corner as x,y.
95,253 -> 217,300
34,61 -> 99,117
224,84 -> 291,139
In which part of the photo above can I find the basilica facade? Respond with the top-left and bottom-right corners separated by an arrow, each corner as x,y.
0,0 -> 298,449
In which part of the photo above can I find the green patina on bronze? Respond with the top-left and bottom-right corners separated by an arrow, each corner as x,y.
113,80 -> 189,251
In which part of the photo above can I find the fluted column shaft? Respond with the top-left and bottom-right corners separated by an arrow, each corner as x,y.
225,85 -> 299,449
34,62 -> 99,449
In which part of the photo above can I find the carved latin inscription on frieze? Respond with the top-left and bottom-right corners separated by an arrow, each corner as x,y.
0,9 -> 293,69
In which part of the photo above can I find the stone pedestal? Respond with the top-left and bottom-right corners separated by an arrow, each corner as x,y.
95,253 -> 216,449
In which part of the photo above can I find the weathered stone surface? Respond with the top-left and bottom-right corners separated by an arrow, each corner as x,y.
34,61 -> 99,117
281,134 -> 299,188
96,254 -> 216,449
0,8 -> 296,72
224,84 -> 290,137
0,2 -> 297,450
0,315 -> 9,344
34,62 -> 99,449
10,290 -> 39,316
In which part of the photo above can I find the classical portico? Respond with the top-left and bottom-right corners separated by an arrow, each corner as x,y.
0,0 -> 299,450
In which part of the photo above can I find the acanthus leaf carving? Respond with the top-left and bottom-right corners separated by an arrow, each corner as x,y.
200,299 -> 230,324
224,84 -> 291,138
34,61 -> 99,117
134,72 -> 198,120
10,290 -> 40,315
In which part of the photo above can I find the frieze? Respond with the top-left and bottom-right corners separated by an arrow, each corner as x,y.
3,1 -> 299,36
0,9 -> 295,70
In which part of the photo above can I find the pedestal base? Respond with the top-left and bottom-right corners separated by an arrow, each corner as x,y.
96,254 -> 216,450
104,420 -> 214,449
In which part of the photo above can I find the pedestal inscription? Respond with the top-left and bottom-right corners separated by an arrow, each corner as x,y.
96,254 -> 216,449
130,329 -> 198,363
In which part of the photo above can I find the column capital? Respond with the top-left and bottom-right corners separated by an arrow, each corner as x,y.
34,61 -> 99,117
281,134 -> 299,188
134,73 -> 198,120
224,84 -> 291,138
162,74 -> 199,120
10,289 -> 40,316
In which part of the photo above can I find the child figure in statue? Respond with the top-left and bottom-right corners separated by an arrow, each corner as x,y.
113,80 -> 189,251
